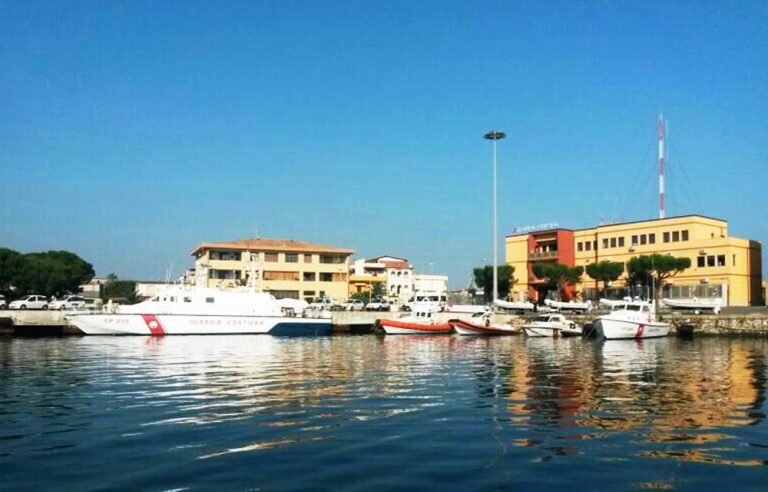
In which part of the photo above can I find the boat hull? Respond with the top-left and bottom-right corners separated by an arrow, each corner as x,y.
379,319 -> 452,335
594,317 -> 669,340
67,314 -> 332,336
450,320 -> 519,336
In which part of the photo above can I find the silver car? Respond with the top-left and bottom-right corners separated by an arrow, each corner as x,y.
49,295 -> 87,311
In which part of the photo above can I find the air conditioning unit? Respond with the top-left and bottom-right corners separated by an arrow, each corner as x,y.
629,245 -> 636,252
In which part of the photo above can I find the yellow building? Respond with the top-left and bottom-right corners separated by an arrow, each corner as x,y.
506,215 -> 762,306
190,238 -> 354,302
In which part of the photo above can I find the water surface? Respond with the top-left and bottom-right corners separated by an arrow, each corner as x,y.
1,335 -> 767,490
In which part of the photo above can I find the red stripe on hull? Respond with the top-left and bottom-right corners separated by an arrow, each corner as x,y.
450,320 -> 518,335
379,319 -> 452,332
141,314 -> 166,336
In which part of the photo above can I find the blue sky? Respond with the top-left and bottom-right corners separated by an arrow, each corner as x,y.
1,1 -> 766,286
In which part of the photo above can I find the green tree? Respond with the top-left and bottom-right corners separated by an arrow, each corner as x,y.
585,261 -> 624,297
0,248 -> 22,294
627,254 -> 691,302
532,262 -> 584,300
10,250 -> 94,297
473,265 -> 515,302
371,282 -> 386,299
103,280 -> 138,304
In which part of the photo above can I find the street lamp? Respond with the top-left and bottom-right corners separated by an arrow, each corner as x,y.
484,130 -> 506,302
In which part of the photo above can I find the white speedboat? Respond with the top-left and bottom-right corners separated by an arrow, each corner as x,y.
543,299 -> 592,312
493,299 -> 535,312
593,301 -> 669,340
379,309 -> 452,335
662,297 -> 722,314
598,297 -> 637,309
67,285 -> 332,336
522,313 -> 582,337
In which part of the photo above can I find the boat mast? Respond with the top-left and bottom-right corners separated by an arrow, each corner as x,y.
658,114 -> 665,219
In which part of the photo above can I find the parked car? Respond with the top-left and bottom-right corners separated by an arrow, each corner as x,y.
342,299 -> 365,311
9,295 -> 49,310
48,295 -> 87,311
0,295 -> 7,309
309,297 -> 339,310
365,297 -> 391,311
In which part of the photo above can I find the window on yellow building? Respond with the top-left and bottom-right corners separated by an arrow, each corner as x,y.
697,256 -> 705,267
618,237 -> 625,247
631,235 -> 638,245
640,235 -> 647,245
265,252 -> 278,262
672,231 -> 680,242
602,239 -> 609,249
286,253 -> 298,263
717,255 -> 725,266
585,241 -> 592,251
663,232 -> 670,243
610,238 -> 617,248
264,271 -> 299,281
303,272 -> 316,281
649,233 -> 656,244
304,254 -> 313,263
682,230 -> 689,241
320,272 -> 333,282
707,256 -> 715,267
577,242 -> 583,252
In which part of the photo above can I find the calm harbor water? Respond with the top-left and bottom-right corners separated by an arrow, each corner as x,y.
1,335 -> 767,491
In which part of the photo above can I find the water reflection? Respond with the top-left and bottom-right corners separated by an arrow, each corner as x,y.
0,335 -> 766,490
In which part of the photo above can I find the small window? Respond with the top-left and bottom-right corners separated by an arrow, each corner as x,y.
682,230 -> 689,241
649,233 -> 656,244
577,242 -> 583,252
610,238 -> 617,248
707,256 -> 715,267
304,254 -> 312,263
631,235 -> 638,245
285,253 -> 298,263
672,231 -> 680,242
184,297 -> 192,303
717,255 -> 725,266
618,237 -> 625,247
602,239 -> 609,249
585,241 -> 592,251
265,252 -> 278,262
303,272 -> 316,281
206,297 -> 215,303
733,255 -> 736,266
663,232 -> 670,243
593,241 -> 597,250
697,256 -> 705,268
319,272 -> 333,282
640,235 -> 647,245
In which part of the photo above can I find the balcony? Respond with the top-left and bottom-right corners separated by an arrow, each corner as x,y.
528,250 -> 558,261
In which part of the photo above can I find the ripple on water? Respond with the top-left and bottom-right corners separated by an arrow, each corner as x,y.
0,335 -> 766,490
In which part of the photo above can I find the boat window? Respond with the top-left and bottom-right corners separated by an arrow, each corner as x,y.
626,304 -> 641,311
169,297 -> 176,302
183,297 -> 192,303
534,316 -> 549,322
206,297 -> 215,303
150,296 -> 159,302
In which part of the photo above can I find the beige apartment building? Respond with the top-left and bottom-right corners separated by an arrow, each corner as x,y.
190,238 -> 354,302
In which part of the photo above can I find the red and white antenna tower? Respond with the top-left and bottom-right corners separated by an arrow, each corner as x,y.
658,114 -> 666,219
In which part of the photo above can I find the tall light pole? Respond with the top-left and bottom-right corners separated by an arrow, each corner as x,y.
484,130 -> 506,302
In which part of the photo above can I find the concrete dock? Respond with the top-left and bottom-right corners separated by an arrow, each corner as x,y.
2,309 -> 768,336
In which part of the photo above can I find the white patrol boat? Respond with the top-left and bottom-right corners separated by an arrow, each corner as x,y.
593,300 -> 669,340
522,313 -> 582,338
67,284 -> 332,336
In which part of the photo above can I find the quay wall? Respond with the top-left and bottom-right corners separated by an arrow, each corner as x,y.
3,310 -> 768,336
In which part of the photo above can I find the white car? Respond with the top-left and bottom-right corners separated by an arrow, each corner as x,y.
365,297 -> 391,311
9,295 -> 49,310
342,299 -> 365,311
309,297 -> 338,310
48,295 -> 87,311
0,295 -> 6,309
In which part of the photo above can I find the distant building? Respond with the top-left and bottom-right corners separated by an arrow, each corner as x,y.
190,238 -> 354,302
135,281 -> 167,299
506,214 -> 762,306
79,278 -> 107,299
413,274 -> 448,295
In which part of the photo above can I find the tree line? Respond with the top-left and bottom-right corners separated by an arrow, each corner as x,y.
472,253 -> 691,303
0,248 -> 95,297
